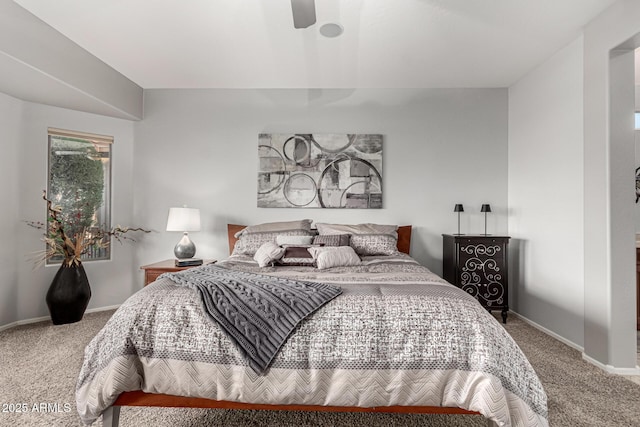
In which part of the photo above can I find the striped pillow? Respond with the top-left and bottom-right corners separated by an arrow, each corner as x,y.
313,234 -> 350,247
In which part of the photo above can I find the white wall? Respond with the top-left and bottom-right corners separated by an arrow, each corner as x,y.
10,101 -> 137,324
608,46 -> 637,367
508,38 -> 585,346
0,92 -> 22,327
635,84 -> 640,230
583,0 -> 640,370
133,89 -> 509,274
508,0 -> 640,370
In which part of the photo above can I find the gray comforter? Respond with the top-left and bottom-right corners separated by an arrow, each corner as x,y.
76,253 -> 548,426
161,264 -> 342,373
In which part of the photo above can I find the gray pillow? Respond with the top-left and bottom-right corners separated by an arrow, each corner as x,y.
232,230 -> 311,256
282,246 -> 314,258
277,246 -> 317,266
234,219 -> 312,238
315,223 -> 398,239
313,234 -> 350,247
350,234 -> 399,256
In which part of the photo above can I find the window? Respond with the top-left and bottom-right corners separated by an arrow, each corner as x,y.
635,112 -> 640,130
47,128 -> 112,264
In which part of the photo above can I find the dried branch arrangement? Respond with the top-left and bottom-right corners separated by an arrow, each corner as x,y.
27,191 -> 151,267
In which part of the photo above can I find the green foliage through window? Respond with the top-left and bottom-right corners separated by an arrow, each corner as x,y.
47,130 -> 112,264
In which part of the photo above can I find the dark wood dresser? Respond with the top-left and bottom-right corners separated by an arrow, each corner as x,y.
442,234 -> 510,323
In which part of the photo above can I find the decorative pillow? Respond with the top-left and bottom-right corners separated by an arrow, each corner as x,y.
308,246 -> 361,270
313,234 -> 350,247
276,235 -> 314,246
315,223 -> 398,239
277,246 -> 316,266
234,219 -> 312,238
253,242 -> 285,267
232,230 -> 311,256
282,246 -> 314,258
350,234 -> 399,256
314,223 -> 399,256
277,257 -> 316,267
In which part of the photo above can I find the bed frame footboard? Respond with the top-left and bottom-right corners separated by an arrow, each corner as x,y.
103,391 -> 486,427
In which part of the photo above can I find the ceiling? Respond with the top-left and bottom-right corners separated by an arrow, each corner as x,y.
13,0 -> 619,89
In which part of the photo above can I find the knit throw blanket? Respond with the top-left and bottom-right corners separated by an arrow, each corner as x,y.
162,264 -> 342,374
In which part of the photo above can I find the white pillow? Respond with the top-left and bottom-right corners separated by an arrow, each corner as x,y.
275,235 -> 314,246
253,242 -> 285,267
308,246 -> 361,270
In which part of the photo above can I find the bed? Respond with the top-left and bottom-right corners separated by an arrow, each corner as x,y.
76,222 -> 548,427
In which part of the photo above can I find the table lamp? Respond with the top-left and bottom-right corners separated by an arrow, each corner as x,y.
166,206 -> 201,259
454,204 -> 464,235
481,204 -> 492,235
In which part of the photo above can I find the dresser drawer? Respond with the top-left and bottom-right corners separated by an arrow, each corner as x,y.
145,270 -> 164,285
141,259 -> 216,286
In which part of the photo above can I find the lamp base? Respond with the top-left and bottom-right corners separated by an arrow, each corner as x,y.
174,232 -> 196,259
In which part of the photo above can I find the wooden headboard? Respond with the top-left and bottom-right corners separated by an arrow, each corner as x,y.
396,225 -> 412,255
227,224 -> 247,254
227,224 -> 412,255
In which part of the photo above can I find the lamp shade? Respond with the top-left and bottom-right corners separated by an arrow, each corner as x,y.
166,207 -> 201,232
454,204 -> 464,212
481,204 -> 492,213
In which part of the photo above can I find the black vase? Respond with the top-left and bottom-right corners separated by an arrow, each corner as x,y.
46,263 -> 91,325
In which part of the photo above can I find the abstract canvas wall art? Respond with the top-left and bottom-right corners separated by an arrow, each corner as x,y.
258,133 -> 383,208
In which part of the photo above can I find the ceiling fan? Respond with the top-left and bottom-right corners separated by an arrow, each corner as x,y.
291,0 -> 316,29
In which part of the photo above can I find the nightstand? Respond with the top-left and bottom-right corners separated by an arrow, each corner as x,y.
140,259 -> 216,286
442,234 -> 510,323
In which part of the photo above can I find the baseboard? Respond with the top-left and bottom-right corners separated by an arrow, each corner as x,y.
510,311 -> 640,375
85,304 -> 120,314
0,304 -> 120,332
582,353 -> 640,375
0,315 -> 50,332
509,311 -> 585,352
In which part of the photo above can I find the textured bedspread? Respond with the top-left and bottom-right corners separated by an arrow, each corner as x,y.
76,254 -> 548,426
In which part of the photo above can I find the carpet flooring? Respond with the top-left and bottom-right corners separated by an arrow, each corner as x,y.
1,310 -> 639,427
